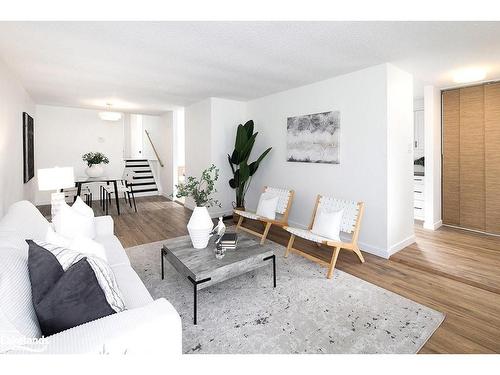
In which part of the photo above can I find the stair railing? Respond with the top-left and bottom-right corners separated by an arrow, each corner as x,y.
144,130 -> 165,167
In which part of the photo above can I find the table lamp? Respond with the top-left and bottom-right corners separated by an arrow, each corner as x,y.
37,167 -> 75,218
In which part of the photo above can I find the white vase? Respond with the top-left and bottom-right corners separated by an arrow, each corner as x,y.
187,206 -> 214,249
85,164 -> 104,178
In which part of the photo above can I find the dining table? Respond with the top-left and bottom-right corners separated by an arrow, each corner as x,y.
75,176 -> 124,215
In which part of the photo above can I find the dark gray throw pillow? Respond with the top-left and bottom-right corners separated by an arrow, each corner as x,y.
27,240 -> 115,336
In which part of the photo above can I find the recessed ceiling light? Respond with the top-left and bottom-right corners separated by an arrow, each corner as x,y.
452,68 -> 487,84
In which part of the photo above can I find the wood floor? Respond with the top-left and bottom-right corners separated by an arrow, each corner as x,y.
37,195 -> 500,353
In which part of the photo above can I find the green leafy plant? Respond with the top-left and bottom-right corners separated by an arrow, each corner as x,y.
82,152 -> 109,167
228,120 -> 272,208
174,164 -> 221,208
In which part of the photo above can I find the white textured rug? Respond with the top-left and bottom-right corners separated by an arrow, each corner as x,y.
125,234 -> 444,354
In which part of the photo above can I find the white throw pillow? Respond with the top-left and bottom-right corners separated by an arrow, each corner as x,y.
46,227 -> 106,261
256,193 -> 279,220
52,201 -> 96,239
72,196 -> 94,218
311,209 -> 344,241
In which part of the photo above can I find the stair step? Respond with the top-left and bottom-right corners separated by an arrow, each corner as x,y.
133,187 -> 158,193
133,175 -> 154,179
131,182 -> 156,187
127,164 -> 150,168
125,159 -> 147,162
134,170 -> 152,173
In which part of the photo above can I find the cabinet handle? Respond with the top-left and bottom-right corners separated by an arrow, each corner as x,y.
414,207 -> 422,210
414,190 -> 422,193
414,178 -> 422,181
415,141 -> 418,148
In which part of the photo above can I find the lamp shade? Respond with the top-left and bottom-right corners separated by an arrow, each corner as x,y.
38,167 -> 75,191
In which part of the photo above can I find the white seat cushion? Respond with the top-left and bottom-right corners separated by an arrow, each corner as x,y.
284,226 -> 352,245
110,265 -> 153,309
234,209 -> 259,220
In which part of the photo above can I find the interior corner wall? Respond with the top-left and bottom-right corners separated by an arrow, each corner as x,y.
423,85 -> 442,230
0,58 -> 36,217
246,64 -> 390,256
210,98 -> 247,217
184,98 -> 246,216
184,99 -> 213,210
386,64 -> 415,255
34,105 -> 125,205
157,111 -> 175,198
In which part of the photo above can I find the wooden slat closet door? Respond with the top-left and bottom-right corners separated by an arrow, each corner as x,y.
442,89 -> 461,225
459,85 -> 485,231
485,82 -> 500,234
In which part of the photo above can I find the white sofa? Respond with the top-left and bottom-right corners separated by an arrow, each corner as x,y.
0,200 -> 182,354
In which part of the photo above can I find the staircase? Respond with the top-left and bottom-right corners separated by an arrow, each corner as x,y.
124,159 -> 159,197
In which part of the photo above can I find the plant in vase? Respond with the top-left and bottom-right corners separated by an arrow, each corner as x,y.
175,164 -> 221,249
82,152 -> 109,178
228,120 -> 272,217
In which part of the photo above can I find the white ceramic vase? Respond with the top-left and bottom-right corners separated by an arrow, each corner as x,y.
85,164 -> 104,178
187,206 -> 214,249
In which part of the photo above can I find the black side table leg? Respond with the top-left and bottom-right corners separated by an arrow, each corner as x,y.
161,249 -> 165,280
264,254 -> 277,288
187,276 -> 211,325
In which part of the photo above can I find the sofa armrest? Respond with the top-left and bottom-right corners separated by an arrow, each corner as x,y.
36,298 -> 182,354
94,215 -> 114,237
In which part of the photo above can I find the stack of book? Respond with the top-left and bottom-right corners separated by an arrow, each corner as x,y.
217,232 -> 238,250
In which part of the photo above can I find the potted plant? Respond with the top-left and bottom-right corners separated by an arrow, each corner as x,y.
82,152 -> 109,178
228,120 -> 272,216
175,164 -> 221,249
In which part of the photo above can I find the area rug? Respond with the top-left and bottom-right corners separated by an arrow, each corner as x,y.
125,233 -> 444,354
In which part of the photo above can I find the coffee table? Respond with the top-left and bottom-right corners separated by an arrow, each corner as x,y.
161,233 -> 276,324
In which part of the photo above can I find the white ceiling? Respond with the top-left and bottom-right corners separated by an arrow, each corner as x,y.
0,21 -> 499,115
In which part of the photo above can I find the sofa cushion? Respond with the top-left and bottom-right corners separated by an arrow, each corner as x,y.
27,240 -> 116,336
0,233 -> 41,338
111,265 -> 153,309
94,235 -> 131,267
0,201 -> 49,240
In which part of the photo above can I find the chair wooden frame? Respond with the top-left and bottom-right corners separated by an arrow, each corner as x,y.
284,195 -> 365,279
235,187 -> 295,245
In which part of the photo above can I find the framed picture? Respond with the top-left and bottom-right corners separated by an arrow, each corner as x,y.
286,110 -> 340,164
23,112 -> 34,183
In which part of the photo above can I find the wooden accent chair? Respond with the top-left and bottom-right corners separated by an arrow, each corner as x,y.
283,195 -> 365,279
234,187 -> 294,245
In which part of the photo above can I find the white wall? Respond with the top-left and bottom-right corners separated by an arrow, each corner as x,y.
210,98 -> 247,216
35,105 -> 125,204
386,64 -> 415,255
246,65 -> 389,255
423,85 -> 442,230
0,58 -> 36,216
184,98 -> 247,216
245,64 -> 414,258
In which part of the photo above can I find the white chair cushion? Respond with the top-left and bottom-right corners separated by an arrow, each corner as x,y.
52,201 -> 96,239
256,192 -> 279,220
234,210 -> 259,220
311,209 -> 344,241
284,226 -> 352,245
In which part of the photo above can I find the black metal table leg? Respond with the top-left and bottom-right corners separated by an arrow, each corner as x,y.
113,180 -> 120,215
187,276 -> 211,325
161,248 -> 165,280
263,254 -> 276,288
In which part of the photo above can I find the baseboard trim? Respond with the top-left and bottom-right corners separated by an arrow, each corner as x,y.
423,220 -> 442,231
388,234 -> 416,257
